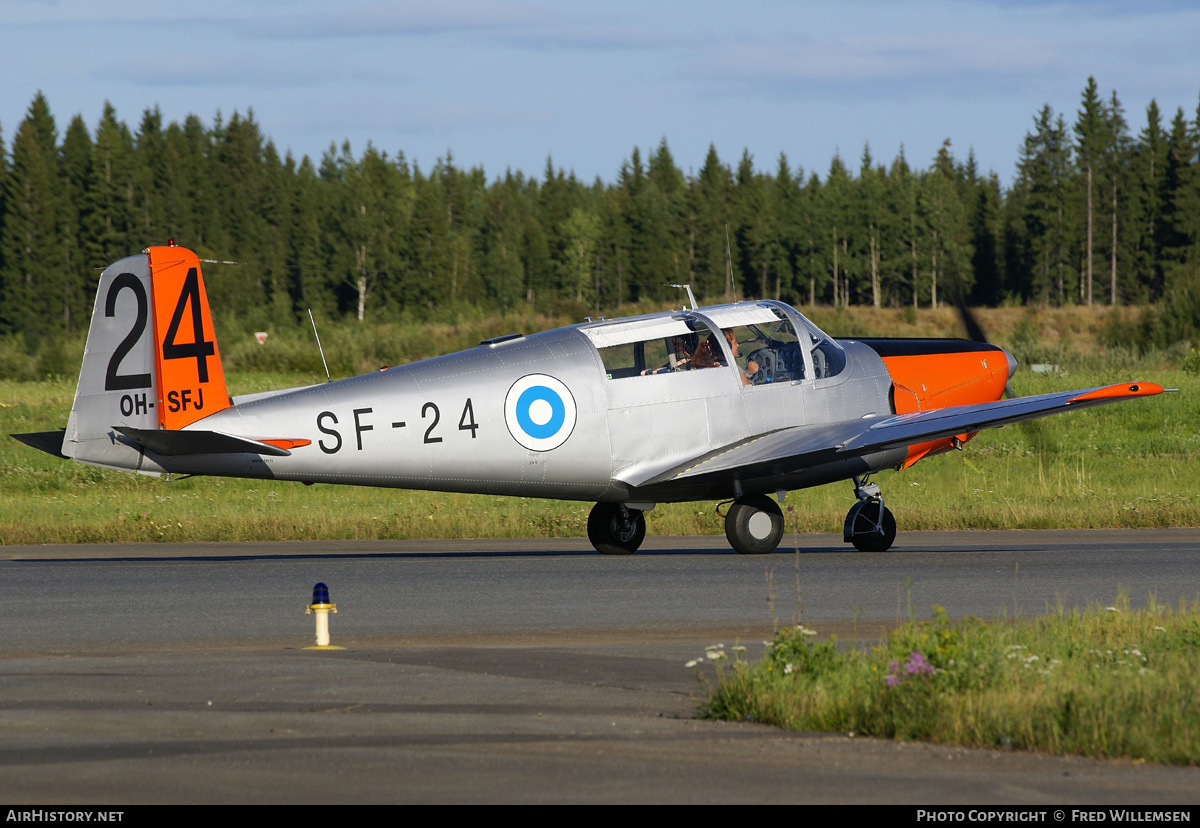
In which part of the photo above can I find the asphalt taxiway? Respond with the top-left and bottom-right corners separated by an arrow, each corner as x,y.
1,530 -> 1198,803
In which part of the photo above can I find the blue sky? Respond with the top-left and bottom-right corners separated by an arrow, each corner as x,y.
3,0 -> 1199,185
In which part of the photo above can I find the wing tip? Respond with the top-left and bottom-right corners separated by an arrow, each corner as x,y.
1068,382 -> 1165,403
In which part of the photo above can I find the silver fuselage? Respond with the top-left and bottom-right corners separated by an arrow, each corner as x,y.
136,308 -> 901,503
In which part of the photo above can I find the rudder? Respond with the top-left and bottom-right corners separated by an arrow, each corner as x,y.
146,245 -> 230,430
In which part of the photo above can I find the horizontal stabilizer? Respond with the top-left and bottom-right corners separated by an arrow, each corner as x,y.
114,426 -> 309,457
11,430 -> 68,459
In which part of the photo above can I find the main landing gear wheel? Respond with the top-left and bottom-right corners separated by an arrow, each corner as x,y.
587,502 -> 646,555
843,477 -> 897,552
724,494 -> 785,555
845,500 -> 896,552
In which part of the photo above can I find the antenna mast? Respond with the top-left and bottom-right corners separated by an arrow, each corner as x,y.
724,224 -> 734,302
669,284 -> 698,310
308,309 -> 331,381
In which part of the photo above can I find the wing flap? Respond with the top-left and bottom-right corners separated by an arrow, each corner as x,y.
114,426 -> 310,457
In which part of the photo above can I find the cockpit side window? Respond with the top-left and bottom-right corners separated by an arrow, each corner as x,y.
698,305 -> 808,386
598,335 -> 698,378
797,317 -> 847,379
725,320 -> 804,385
588,318 -> 718,380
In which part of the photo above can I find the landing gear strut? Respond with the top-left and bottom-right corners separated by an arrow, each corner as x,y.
843,476 -> 896,552
587,502 -> 646,555
724,494 -> 785,555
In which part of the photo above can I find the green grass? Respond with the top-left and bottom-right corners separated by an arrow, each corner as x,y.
1,367 -> 1195,545
699,595 -> 1200,765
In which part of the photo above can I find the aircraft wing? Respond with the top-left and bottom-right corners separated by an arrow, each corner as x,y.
628,382 -> 1165,488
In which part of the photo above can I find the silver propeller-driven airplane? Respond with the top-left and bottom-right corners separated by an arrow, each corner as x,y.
14,243 -> 1166,554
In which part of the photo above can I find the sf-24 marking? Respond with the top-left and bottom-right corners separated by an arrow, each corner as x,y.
315,399 -> 480,454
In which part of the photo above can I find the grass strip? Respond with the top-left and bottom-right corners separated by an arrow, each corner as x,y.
698,595 -> 1200,765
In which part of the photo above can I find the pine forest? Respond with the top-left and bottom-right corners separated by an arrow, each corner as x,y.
2,77 -> 1199,376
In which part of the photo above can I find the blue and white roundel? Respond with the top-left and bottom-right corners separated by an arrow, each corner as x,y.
504,374 -> 577,452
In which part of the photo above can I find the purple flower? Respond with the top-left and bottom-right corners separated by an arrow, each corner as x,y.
905,651 -> 935,676
886,652 -> 936,687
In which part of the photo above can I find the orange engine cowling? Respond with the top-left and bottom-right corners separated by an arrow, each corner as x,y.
858,338 -> 1017,468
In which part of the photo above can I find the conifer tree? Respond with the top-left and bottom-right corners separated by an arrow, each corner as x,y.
58,114 -> 93,332
1124,101 -> 1166,300
85,102 -> 135,272
920,140 -> 974,308
405,165 -> 450,310
1015,107 -> 1074,303
732,149 -> 775,300
822,154 -> 853,307
644,139 -> 688,298
132,107 -> 167,243
1160,108 -> 1196,291
691,145 -> 732,301
481,172 -> 527,310
289,155 -> 333,317
770,153 -> 801,303
1101,90 -> 1132,304
0,119 -> 8,291
887,149 -> 924,307
1,93 -> 60,336
1165,94 -> 1200,285
1074,77 -> 1107,306
858,144 -> 885,307
968,171 -> 1005,305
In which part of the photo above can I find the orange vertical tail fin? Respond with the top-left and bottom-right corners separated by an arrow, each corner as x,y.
147,246 -> 231,429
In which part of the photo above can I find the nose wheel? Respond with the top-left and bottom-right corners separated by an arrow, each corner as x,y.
843,476 -> 897,552
587,502 -> 646,555
724,494 -> 785,554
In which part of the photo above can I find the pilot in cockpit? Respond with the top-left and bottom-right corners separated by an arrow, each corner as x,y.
691,329 -> 735,369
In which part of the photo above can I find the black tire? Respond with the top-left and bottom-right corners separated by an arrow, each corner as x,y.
724,494 -> 785,555
587,502 -> 646,555
848,500 -> 897,552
